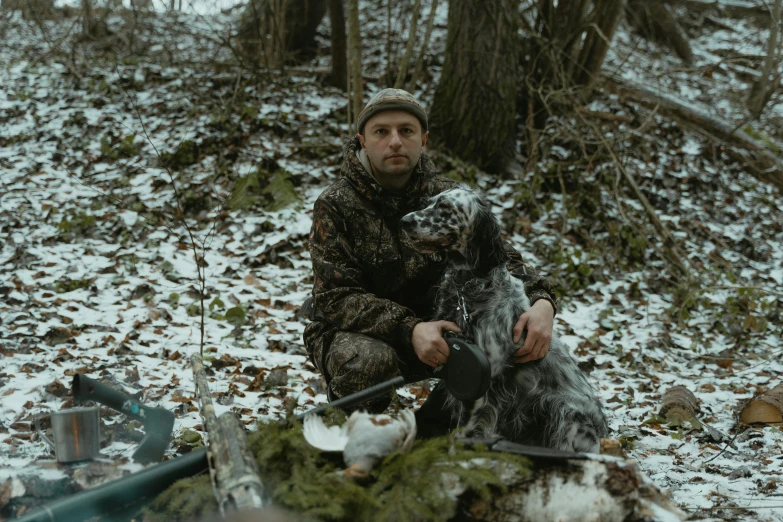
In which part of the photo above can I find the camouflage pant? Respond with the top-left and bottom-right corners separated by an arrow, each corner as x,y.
324,331 -> 432,413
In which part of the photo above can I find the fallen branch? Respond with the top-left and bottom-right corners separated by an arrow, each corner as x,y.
576,110 -> 694,279
605,76 -> 783,192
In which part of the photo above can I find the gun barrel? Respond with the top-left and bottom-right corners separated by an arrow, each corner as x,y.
14,448 -> 208,522
296,375 -> 405,420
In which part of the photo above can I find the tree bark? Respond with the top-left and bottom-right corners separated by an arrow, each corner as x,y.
430,0 -> 519,172
238,0 -> 327,68
328,0 -> 348,90
81,0 -> 92,37
407,0 -> 439,91
573,0 -> 627,88
394,0 -> 422,89
347,0 -> 363,133
747,0 -> 781,116
626,0 -> 694,64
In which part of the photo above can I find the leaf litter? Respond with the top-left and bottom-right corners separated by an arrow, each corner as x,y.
1,1 -> 782,520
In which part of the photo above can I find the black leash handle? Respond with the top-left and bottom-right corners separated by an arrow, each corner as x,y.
295,375 -> 405,420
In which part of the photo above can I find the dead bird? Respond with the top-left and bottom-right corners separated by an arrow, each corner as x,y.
302,409 -> 417,477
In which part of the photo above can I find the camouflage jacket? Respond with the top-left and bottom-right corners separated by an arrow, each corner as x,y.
303,137 -> 558,372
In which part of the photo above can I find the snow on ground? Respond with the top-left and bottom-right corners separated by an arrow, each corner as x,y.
1,2 -> 782,520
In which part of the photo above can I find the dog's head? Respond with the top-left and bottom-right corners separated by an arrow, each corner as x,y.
400,186 -> 508,272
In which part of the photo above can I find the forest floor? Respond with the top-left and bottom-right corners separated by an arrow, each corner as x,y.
1,1 -> 783,520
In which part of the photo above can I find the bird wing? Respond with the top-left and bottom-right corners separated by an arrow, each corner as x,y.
302,414 -> 349,452
399,409 -> 417,452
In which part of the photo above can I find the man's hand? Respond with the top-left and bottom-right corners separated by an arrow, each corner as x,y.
412,320 -> 461,367
512,300 -> 554,364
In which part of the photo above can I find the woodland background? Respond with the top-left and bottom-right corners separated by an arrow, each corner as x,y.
1,0 -> 783,520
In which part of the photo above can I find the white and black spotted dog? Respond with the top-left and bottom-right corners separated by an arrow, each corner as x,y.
400,186 -> 608,452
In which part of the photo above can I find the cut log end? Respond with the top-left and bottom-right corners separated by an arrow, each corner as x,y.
740,384 -> 783,425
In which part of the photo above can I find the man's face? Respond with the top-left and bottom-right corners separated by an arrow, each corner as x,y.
358,110 -> 429,191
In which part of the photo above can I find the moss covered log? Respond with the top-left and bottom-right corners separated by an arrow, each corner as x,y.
143,416 -> 530,522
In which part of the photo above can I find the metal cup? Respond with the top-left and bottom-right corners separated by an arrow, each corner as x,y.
35,407 -> 101,462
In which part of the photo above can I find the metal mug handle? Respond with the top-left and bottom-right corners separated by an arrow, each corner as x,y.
34,412 -> 55,450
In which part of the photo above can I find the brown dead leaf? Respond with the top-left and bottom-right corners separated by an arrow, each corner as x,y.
244,274 -> 263,288
211,354 -> 240,371
408,385 -> 430,400
246,370 -> 267,392
167,351 -> 182,361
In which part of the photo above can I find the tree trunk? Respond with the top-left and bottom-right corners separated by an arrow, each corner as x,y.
407,0 -> 440,91
347,0 -> 363,133
238,0 -> 327,68
394,0 -> 422,88
748,0 -> 781,116
573,0 -> 627,88
81,0 -> 92,37
429,0 -> 519,172
626,0 -> 694,64
328,0 -> 348,90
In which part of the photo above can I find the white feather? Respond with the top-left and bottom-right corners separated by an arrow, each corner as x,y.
399,409 -> 417,452
302,414 -> 349,452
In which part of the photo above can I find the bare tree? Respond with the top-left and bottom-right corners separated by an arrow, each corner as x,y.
626,0 -> 693,64
394,0 -> 421,89
429,0 -> 519,171
328,0 -> 348,90
347,0 -> 362,133
82,0 -> 92,37
407,0 -> 439,91
237,0 -> 327,69
748,0 -> 782,117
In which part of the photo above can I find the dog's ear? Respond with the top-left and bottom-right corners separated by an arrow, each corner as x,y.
466,201 -> 508,273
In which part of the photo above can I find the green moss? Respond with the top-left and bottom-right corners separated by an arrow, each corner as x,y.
55,278 -> 92,293
209,296 -> 225,311
100,134 -> 137,161
143,474 -> 217,522
186,302 -> 201,317
56,212 -> 98,243
228,168 -> 300,212
227,170 -> 264,210
146,417 -> 531,522
262,170 -> 300,211
225,305 -> 246,326
741,125 -> 783,155
161,140 -> 200,169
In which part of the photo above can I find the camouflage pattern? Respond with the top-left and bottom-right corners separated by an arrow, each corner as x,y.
326,331 -> 432,413
303,136 -> 559,388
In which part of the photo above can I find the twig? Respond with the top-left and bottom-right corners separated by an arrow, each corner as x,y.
113,62 -> 212,356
